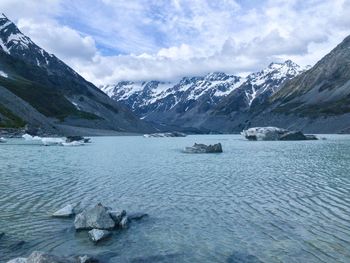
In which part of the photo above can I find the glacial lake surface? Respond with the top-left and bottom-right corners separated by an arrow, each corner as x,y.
1,135 -> 350,263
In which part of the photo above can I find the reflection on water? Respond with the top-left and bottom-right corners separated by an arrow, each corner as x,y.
1,135 -> 350,262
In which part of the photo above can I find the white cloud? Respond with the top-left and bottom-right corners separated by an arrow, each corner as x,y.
0,0 -> 350,85
17,19 -> 97,62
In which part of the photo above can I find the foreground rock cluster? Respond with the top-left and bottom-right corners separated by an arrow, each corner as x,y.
6,204 -> 148,262
241,127 -> 318,141
52,203 -> 147,243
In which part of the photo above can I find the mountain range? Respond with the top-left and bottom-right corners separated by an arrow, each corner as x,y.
0,14 -> 152,135
101,60 -> 308,132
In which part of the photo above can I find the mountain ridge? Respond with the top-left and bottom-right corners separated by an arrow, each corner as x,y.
101,60 -> 305,131
0,14 -> 153,134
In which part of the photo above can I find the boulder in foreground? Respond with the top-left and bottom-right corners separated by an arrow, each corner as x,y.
52,204 -> 75,218
241,127 -> 318,141
88,229 -> 111,243
74,203 -> 115,230
184,143 -> 223,153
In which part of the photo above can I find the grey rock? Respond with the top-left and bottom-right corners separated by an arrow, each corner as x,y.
143,132 -> 186,138
128,212 -> 149,221
108,210 -> 126,224
119,216 -> 129,229
88,229 -> 112,243
280,131 -> 317,141
52,204 -> 75,218
26,251 -> 73,263
77,256 -> 99,263
184,143 -> 223,153
74,203 -> 115,230
7,258 -> 27,263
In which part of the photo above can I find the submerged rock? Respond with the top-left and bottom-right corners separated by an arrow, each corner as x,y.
0,232 -> 4,239
7,251 -> 99,263
88,229 -> 111,243
7,258 -> 27,263
66,136 -> 84,142
184,143 -> 223,153
66,136 -> 91,143
108,210 -> 126,224
143,132 -> 187,138
0,137 -> 6,143
52,204 -> 75,218
241,127 -> 318,141
74,203 -> 115,230
119,216 -> 129,229
128,212 -> 149,221
78,255 -> 99,263
27,251 -> 72,263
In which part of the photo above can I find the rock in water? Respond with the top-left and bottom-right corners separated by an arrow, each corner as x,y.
241,127 -> 318,141
0,137 -> 6,143
119,216 -> 129,229
279,131 -> 308,140
128,212 -> 149,221
78,255 -> 99,263
88,229 -> 111,243
143,132 -> 187,138
66,136 -> 85,142
52,204 -> 75,217
108,210 -> 126,224
7,252 -> 100,263
74,203 -> 115,230
7,258 -> 27,263
26,251 -> 72,263
184,143 -> 223,153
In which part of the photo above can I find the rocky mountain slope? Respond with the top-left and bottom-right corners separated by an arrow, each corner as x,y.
203,35 -> 350,133
0,14 -> 152,134
102,60 -> 304,131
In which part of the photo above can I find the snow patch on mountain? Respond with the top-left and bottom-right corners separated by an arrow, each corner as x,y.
0,70 -> 8,78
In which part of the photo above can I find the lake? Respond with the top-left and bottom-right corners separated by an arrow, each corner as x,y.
1,135 -> 350,262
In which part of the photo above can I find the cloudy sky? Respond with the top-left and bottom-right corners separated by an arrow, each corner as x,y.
1,0 -> 350,85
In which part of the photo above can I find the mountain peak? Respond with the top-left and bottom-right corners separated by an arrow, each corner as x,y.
0,14 -> 34,55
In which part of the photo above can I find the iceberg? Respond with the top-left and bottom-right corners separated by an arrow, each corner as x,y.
22,133 -> 42,141
241,127 -> 318,141
61,141 -> 84,146
41,137 -> 65,146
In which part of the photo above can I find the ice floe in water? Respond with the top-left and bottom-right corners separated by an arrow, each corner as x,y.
61,141 -> 84,146
22,134 -> 42,141
41,137 -> 65,146
22,134 -> 88,146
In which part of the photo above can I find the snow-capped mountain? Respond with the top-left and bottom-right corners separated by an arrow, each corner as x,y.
101,72 -> 243,118
0,14 -> 152,133
101,60 -> 305,130
214,60 -> 305,114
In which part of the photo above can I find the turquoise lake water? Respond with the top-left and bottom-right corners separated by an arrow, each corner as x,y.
1,135 -> 350,262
